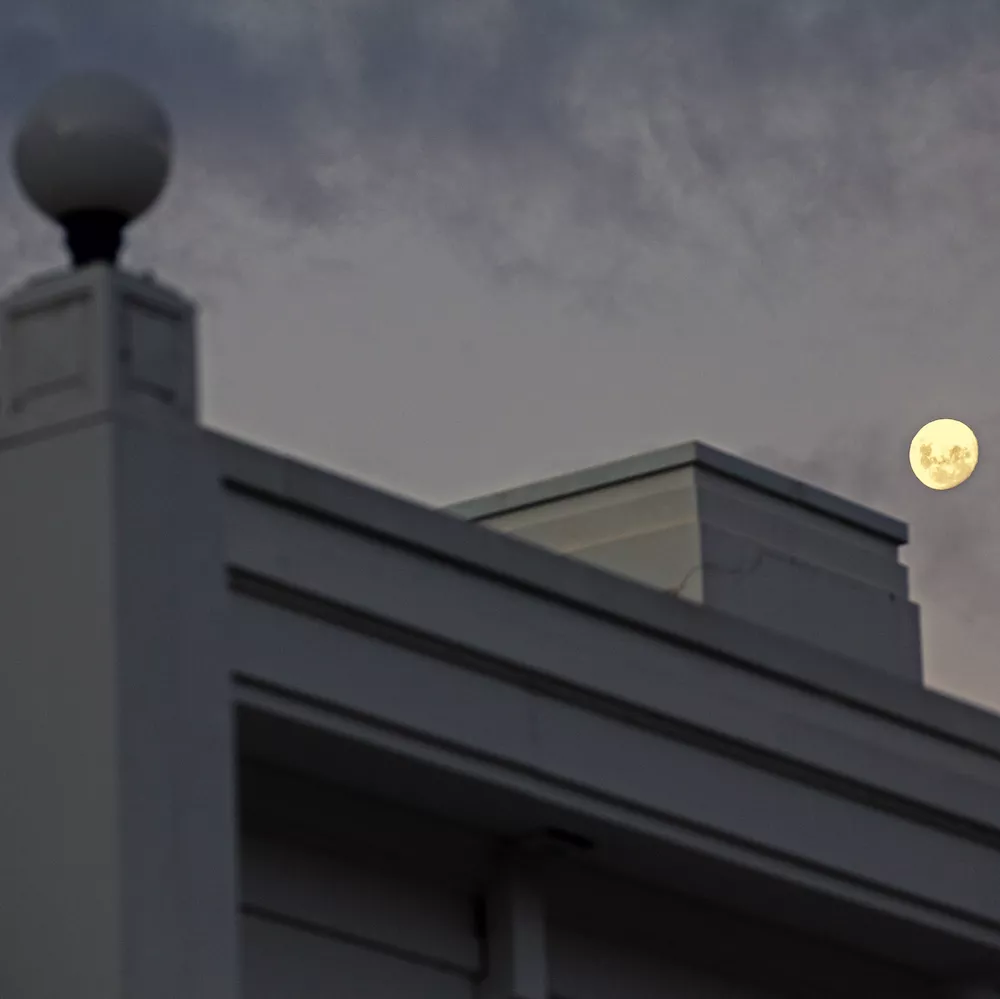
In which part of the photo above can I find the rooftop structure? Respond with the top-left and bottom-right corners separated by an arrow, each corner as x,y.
448,439 -> 922,681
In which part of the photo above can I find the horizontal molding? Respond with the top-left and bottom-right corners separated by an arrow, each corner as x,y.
227,590 -> 1000,948
241,825 -> 482,977
211,429 -> 1000,762
221,493 -> 1000,840
241,911 -> 475,996
241,906 -> 476,979
236,677 -> 1000,972
230,571 -> 1000,850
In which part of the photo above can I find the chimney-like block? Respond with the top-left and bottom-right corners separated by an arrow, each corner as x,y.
448,442 -> 922,682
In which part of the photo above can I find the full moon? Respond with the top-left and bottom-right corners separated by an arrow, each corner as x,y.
908,418 -> 979,490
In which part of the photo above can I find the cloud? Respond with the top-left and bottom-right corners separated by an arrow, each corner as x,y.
5,0 -> 1000,295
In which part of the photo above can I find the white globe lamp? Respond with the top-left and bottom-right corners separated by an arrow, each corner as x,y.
11,71 -> 172,267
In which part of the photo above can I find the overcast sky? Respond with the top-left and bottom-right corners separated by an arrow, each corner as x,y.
3,0 -> 1000,712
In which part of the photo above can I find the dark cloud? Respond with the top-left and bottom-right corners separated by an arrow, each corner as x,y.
5,0 -> 1000,291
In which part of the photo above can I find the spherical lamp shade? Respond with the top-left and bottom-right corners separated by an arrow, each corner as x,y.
11,71 -> 172,266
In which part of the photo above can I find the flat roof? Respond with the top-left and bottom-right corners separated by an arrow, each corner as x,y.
445,440 -> 908,544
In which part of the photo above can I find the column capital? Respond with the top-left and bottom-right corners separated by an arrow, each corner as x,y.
0,263 -> 197,444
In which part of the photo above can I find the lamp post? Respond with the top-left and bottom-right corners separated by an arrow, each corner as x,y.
0,73 -> 238,999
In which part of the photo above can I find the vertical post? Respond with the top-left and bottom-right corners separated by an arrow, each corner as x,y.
478,839 -> 550,999
0,264 -> 239,999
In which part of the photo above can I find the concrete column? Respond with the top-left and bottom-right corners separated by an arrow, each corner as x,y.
476,828 -> 591,999
477,840 -> 549,999
0,264 -> 239,999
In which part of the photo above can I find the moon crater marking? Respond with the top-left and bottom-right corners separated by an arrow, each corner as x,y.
909,419 -> 978,490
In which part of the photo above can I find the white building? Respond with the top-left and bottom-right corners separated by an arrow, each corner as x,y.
2,73 -> 1000,999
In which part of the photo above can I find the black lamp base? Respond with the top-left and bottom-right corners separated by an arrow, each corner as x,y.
59,209 -> 128,267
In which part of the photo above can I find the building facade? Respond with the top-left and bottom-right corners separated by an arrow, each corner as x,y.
3,76 -> 1000,999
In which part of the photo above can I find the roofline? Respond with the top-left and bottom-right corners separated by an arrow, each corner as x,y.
207,429 -> 1000,759
444,440 -> 909,545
